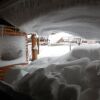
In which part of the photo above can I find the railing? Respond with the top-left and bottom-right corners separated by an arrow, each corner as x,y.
0,25 -> 25,36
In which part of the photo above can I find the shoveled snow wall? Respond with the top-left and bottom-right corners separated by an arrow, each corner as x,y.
0,35 -> 28,67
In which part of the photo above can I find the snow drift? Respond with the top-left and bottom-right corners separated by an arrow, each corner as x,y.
1,44 -> 100,100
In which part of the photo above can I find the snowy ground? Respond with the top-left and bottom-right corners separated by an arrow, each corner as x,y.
28,43 -> 100,60
37,44 -> 76,58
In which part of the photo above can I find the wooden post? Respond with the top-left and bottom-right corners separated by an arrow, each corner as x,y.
31,34 -> 38,61
37,37 -> 39,54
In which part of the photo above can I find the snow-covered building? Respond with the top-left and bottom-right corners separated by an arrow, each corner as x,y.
48,32 -> 74,45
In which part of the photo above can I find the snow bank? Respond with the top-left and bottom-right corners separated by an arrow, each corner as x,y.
2,44 -> 100,100
0,81 -> 32,100
84,60 -> 100,88
68,44 -> 100,61
4,68 -> 28,84
79,88 -> 100,100
79,60 -> 100,100
24,57 -> 57,73
13,68 -> 80,100
45,57 -> 90,73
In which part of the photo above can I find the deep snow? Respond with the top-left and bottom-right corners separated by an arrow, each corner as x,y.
2,44 -> 100,100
